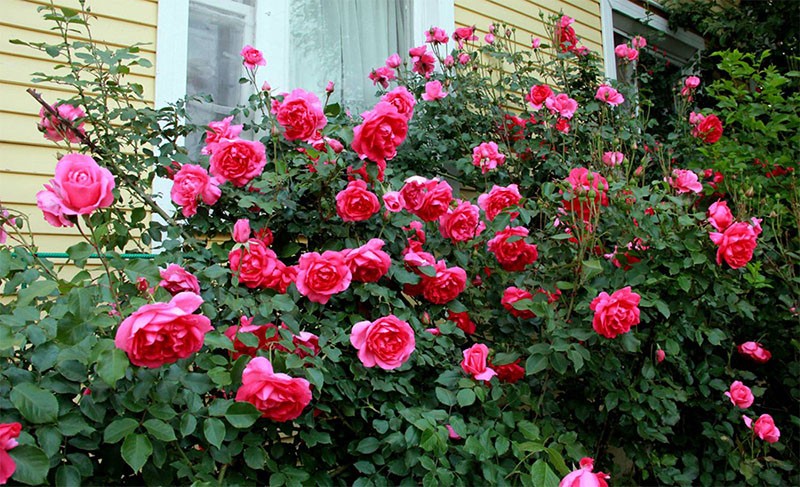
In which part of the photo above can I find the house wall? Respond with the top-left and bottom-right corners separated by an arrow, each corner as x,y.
0,0 -> 157,252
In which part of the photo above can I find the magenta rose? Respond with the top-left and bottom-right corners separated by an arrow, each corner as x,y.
595,85 -> 625,106
170,164 -> 221,217
235,357 -> 312,421
487,226 -> 538,272
669,169 -> 703,194
36,153 -> 115,227
743,414 -> 780,443
0,422 -> 21,485
240,44 -> 266,69
478,184 -> 522,221
707,200 -> 733,231
590,286 -> 641,339
350,315 -> 416,370
335,180 -> 380,222
439,200 -> 485,242
559,458 -> 610,487
209,138 -> 267,187
501,286 -> 535,319
472,141 -> 506,174
526,84 -> 553,110
382,191 -> 405,212
158,264 -> 201,295
36,188 -> 74,227
725,381 -> 754,409
114,292 -> 213,368
461,343 -> 496,381
343,238 -> 391,283
709,221 -> 760,269
422,260 -> 466,304
38,103 -> 86,143
232,218 -> 251,243
545,93 -> 579,119
229,239 -> 281,288
369,66 -> 396,89
295,250 -> 352,304
381,86 -> 416,121
415,179 -> 453,222
202,116 -> 243,155
562,167 -> 609,222
273,88 -> 327,142
737,341 -> 771,363
352,101 -> 408,167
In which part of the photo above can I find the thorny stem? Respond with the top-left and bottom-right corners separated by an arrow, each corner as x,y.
75,216 -> 120,310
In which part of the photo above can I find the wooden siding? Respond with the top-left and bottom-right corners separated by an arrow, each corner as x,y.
0,0 -> 157,253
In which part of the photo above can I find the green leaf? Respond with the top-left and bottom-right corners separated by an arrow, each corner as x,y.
10,383 -> 59,423
272,293 -> 296,312
66,242 -> 93,266
143,419 -> 177,442
545,448 -> 571,476
435,387 -> 456,406
9,445 -> 50,485
530,459 -> 560,487
16,280 -> 58,306
225,402 -> 261,429
55,465 -> 81,487
96,348 -> 129,387
456,389 -> 476,407
244,446 -> 267,470
203,418 -> 225,448
526,354 -> 549,375
179,414 -> 197,436
104,418 -> 139,444
121,433 -> 152,473
654,300 -> 671,319
356,437 -> 380,454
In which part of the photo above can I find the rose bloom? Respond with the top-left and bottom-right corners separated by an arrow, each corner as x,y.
382,191 -> 404,213
526,84 -> 554,110
472,141 -> 506,174
351,315 -> 416,370
240,44 -> 266,69
236,357 -> 312,421
560,458 -> 610,487
385,53 -> 402,68
159,264 -> 201,295
669,169 -> 703,194
422,80 -> 448,101
447,310 -> 476,335
493,359 -> 525,384
602,151 -> 624,167
532,36 -> 541,48
381,86 -> 416,121
273,88 -> 328,142
656,349 -> 666,363
595,85 -> 625,106
264,262 -> 297,294
555,118 -> 571,134
487,226 -> 538,272
232,218 -> 251,243
709,221 -> 760,269
461,343 -> 496,381
224,318 -> 281,359
444,55 -> 455,67
707,200 -> 733,231
545,94 -> 579,119
170,164 -> 221,217
414,179 -> 453,222
36,189 -> 73,227
0,422 -> 21,485
684,76 -> 701,89
446,424 -> 462,440
439,199 -> 485,242
562,167 -> 609,222
295,250 -> 352,304
202,115 -> 243,155
408,45 -> 436,77
556,15 -> 578,53
425,26 -> 449,44
209,138 -> 267,187
369,66 -> 396,89
502,286 -> 535,318
590,286 -> 641,339
725,380 -> 754,409
229,238 -> 281,288
343,238 -> 391,282
614,44 -> 639,61
458,52 -> 471,65
422,260 -> 467,304
38,103 -> 86,143
336,180 -> 380,222
352,101 -> 409,171
695,113 -> 723,143
737,341 -> 771,363
114,292 -> 213,368
478,184 -> 522,221
743,414 -> 780,443
0,209 -> 15,245
453,26 -> 478,46
36,153 -> 115,227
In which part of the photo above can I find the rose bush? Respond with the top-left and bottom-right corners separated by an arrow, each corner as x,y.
0,5 -> 797,486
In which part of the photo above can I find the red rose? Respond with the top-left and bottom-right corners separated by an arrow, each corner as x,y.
335,180 -> 380,222
295,250 -> 352,304
263,261 -> 296,294
492,359 -> 525,384
590,286 -> 641,339
229,239 -> 280,288
447,310 -> 476,334
709,221 -> 759,269
422,260 -> 467,304
343,238 -> 391,282
487,226 -> 539,271
209,138 -> 267,187
235,357 -> 312,422
273,88 -> 327,142
381,86 -> 416,121
478,184 -> 522,221
501,286 -> 535,318
439,199 -> 485,242
352,101 -> 408,167
562,167 -> 609,222
526,84 -> 553,110
224,318 -> 282,359
696,114 -> 723,143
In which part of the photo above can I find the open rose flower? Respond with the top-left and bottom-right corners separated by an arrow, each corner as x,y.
240,45 -> 266,69
439,200 -> 485,242
400,177 -> 453,221
502,286 -> 535,318
472,141 -> 506,174
478,184 -> 521,221
236,357 -> 312,421
693,113 -> 723,144
38,103 -> 86,143
170,164 -> 221,217
447,310 -> 476,335
556,15 -> 579,53
493,359 -> 525,384
422,260 -> 467,304
725,381 -> 754,408
350,315 -> 415,370
295,250 -> 352,304
669,169 -> 703,194
709,220 -> 760,269
422,80 -> 448,101
229,238 -> 281,288
209,138 -> 267,187
527,84 -> 553,110
159,264 -> 201,295
202,116 -> 243,155
707,200 -> 733,231
382,191 -> 404,212
560,457 -> 610,487
114,292 -> 213,368
369,66 -> 396,89
224,318 -> 281,359
381,86 -> 416,121
590,286 -> 641,339
461,343 -> 496,381
595,85 -> 624,106
743,414 -> 780,443
545,94 -> 579,119
36,154 -> 115,227
336,180 -> 380,222
273,88 -> 327,142
0,422 -> 21,485
737,341 -> 771,363
408,45 -> 436,77
487,226 -> 538,272
352,101 -> 408,178
343,238 -> 391,282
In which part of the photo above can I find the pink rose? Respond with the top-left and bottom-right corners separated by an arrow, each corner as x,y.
439,200 -> 485,242
532,37 -> 541,49
0,422 -> 21,485
352,101 -> 409,172
261,81 -> 271,91
559,457 -> 610,487
381,86 -> 416,121
461,343 -> 496,381
602,151 -> 624,167
336,180 -> 380,222
444,55 -> 455,67
325,81 -> 335,93
615,44 -> 638,62
631,36 -> 647,49
487,226 -> 538,272
425,27 -> 449,44
385,53 -> 402,68
743,414 -> 780,443
229,238 -> 281,288
458,52 -> 471,65
595,85 -> 625,106
545,94 -> 579,119
526,84 -> 553,110
409,45 -> 436,77
224,318 -> 281,360
485,33 -> 495,44
369,66 -> 396,89
478,184 -> 521,221
590,286 -> 641,339
295,250 -> 352,304
709,221 -> 759,269
656,349 -> 666,363
350,315 -> 416,370
273,89 -> 328,142
114,292 -> 213,368
453,26 -> 478,46
232,218 -> 251,243
343,238 -> 391,282
202,116 -> 243,155
235,357 -> 312,421
414,179 -> 453,222
36,153 -> 115,226
502,286 -> 535,318
447,310 -> 476,335
684,76 -> 701,89
472,141 -> 506,174
669,169 -> 703,194
422,260 -> 467,304
170,164 -> 221,217
737,341 -> 771,363
446,424 -> 462,440
725,381 -> 754,408
263,262 -> 297,294
159,264 -> 201,295
209,138 -> 267,187
562,167 -> 609,222
707,200 -> 733,231
240,45 -> 266,69
382,191 -> 405,212
38,103 -> 86,143
422,80 -> 448,101
399,176 -> 430,212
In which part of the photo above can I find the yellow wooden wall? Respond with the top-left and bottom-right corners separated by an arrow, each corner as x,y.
454,0 -> 603,59
0,0 -> 157,252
